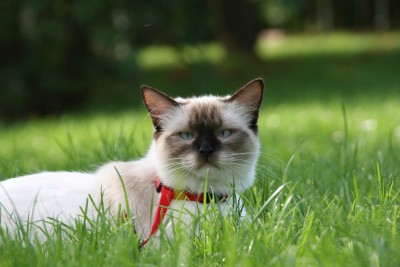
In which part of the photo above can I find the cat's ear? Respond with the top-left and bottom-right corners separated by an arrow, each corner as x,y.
228,78 -> 264,129
141,86 -> 179,131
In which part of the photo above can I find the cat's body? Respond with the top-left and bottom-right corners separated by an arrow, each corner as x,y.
0,79 -> 264,243
0,172 -> 96,228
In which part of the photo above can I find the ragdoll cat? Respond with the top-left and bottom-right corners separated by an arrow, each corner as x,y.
0,78 -> 264,245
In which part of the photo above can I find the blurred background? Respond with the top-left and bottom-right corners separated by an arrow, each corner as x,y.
1,0 -> 400,122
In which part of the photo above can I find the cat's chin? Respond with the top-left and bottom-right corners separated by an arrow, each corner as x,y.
197,161 -> 219,170
190,164 -> 223,180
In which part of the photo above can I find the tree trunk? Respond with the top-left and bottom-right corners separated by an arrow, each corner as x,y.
374,0 -> 390,31
316,0 -> 334,31
208,0 -> 261,54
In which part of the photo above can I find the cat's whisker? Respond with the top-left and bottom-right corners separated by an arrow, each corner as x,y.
162,166 -> 187,177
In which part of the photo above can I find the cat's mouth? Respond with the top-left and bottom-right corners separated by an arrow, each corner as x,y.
196,157 -> 220,170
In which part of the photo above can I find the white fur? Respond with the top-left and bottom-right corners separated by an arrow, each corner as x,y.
0,150 -> 233,242
0,172 -> 96,239
0,89 -> 261,243
155,98 -> 259,193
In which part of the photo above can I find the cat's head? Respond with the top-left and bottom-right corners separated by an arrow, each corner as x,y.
141,79 -> 264,194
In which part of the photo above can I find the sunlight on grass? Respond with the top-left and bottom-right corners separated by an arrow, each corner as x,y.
260,99 -> 400,152
1,99 -> 400,266
137,43 -> 226,69
256,31 -> 400,59
135,32 -> 400,70
0,111 -> 152,178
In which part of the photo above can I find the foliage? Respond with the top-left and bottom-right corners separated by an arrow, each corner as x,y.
1,33 -> 400,266
0,0 -> 212,120
2,0 -> 400,120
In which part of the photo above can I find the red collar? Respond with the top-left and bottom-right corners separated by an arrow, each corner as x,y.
139,178 -> 229,247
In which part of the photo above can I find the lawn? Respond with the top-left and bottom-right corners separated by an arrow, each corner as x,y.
1,32 -> 400,266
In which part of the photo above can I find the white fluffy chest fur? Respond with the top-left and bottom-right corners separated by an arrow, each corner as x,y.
95,145 -> 235,240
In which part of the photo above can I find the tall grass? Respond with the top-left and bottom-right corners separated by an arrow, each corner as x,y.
1,32 -> 400,266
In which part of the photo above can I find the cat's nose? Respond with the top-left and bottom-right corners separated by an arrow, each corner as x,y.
198,139 -> 217,158
198,143 -> 216,157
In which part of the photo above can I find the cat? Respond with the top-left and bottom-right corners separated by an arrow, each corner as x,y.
0,78 -> 264,245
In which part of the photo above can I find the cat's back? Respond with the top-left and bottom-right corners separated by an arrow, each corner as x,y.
0,171 -> 97,227
0,171 -> 95,194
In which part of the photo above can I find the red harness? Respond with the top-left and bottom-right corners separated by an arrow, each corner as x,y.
139,178 -> 229,247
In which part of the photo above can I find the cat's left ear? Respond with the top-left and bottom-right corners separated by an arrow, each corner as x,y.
228,78 -> 264,128
141,86 -> 179,131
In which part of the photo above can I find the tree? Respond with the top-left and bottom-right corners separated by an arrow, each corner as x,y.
208,0 -> 262,54
374,0 -> 390,30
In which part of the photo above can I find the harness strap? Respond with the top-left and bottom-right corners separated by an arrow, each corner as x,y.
139,178 -> 229,247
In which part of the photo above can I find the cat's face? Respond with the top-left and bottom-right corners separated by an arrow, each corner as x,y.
142,79 -> 264,193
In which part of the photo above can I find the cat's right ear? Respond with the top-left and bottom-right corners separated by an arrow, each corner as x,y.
228,78 -> 264,131
141,86 -> 179,131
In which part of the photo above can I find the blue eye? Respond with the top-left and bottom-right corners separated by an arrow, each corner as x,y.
218,129 -> 232,139
179,132 -> 193,140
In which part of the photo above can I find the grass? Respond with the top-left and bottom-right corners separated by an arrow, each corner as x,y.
1,32 -> 400,266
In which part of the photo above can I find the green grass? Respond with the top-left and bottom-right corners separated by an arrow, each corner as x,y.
1,32 -> 400,266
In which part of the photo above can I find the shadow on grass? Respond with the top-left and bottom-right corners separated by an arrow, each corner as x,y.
2,38 -> 400,124
130,47 -> 400,107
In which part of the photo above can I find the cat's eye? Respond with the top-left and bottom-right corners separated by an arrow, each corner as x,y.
179,132 -> 194,140
218,129 -> 232,139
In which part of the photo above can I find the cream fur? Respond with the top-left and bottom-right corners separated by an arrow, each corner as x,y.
0,79 -> 263,243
